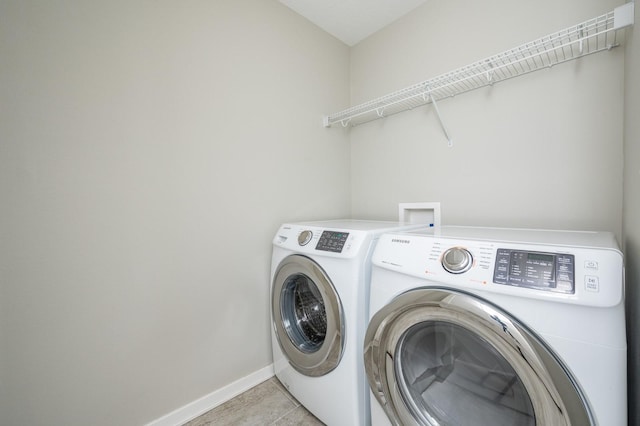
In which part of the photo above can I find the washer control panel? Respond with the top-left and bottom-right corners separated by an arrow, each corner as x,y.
316,231 -> 350,253
273,223 -> 391,259
493,249 -> 575,294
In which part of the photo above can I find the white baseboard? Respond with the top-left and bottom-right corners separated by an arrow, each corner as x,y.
146,364 -> 275,426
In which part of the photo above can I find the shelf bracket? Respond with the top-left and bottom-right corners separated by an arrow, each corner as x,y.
429,93 -> 453,147
578,24 -> 585,54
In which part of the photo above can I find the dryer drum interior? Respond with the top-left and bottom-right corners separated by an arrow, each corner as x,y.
272,255 -> 345,377
364,288 -> 594,426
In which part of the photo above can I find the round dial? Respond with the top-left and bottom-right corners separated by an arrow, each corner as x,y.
298,230 -> 313,246
442,247 -> 473,274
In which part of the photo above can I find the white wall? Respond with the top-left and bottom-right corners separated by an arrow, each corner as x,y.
623,1 -> 640,423
0,1 -> 350,425
350,0 -> 624,239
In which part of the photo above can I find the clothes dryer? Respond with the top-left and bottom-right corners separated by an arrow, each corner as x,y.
271,220 -> 427,426
365,226 -> 626,426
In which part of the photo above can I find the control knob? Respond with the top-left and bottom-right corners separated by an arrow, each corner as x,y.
442,247 -> 473,274
298,230 -> 313,246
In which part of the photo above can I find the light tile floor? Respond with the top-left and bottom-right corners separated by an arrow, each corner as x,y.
183,377 -> 325,425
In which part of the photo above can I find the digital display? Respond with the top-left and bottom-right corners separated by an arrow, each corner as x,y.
493,249 -> 574,294
527,253 -> 554,263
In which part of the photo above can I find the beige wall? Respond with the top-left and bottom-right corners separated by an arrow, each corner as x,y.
0,1 -> 350,425
1,0 -> 636,424
623,1 -> 640,423
350,0 -> 624,240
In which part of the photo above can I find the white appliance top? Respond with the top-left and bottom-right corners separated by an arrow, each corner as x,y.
413,226 -> 620,251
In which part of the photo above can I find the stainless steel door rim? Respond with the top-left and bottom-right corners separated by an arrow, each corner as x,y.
272,255 -> 345,377
364,287 -> 593,425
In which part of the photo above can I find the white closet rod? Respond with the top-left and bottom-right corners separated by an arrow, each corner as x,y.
323,3 -> 635,130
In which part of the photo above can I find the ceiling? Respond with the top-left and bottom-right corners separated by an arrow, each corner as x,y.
278,0 -> 429,46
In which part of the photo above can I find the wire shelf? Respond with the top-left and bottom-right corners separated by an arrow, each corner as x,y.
324,4 -> 634,129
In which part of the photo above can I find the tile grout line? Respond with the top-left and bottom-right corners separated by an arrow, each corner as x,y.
269,405 -> 301,425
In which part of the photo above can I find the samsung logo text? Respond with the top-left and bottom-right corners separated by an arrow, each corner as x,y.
391,239 -> 411,244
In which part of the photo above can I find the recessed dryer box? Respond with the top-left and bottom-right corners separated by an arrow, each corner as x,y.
399,202 -> 441,227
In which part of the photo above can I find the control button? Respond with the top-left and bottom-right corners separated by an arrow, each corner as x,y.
557,255 -> 573,264
584,260 -> 599,270
494,272 -> 508,283
509,276 -> 523,284
556,281 -> 574,293
298,230 -> 313,246
557,272 -> 573,282
558,263 -> 572,272
585,276 -> 599,292
442,247 -> 473,274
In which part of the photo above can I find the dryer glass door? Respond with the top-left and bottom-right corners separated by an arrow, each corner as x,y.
272,255 -> 345,377
396,321 -> 534,425
364,288 -> 593,426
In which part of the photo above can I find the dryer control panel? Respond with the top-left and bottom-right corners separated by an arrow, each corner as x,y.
372,226 -> 624,308
493,249 -> 575,294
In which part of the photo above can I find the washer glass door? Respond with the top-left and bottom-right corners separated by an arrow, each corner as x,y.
364,288 -> 593,426
272,255 -> 344,377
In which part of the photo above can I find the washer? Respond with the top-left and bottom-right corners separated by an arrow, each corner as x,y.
271,220 -> 427,426
364,226 -> 626,426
